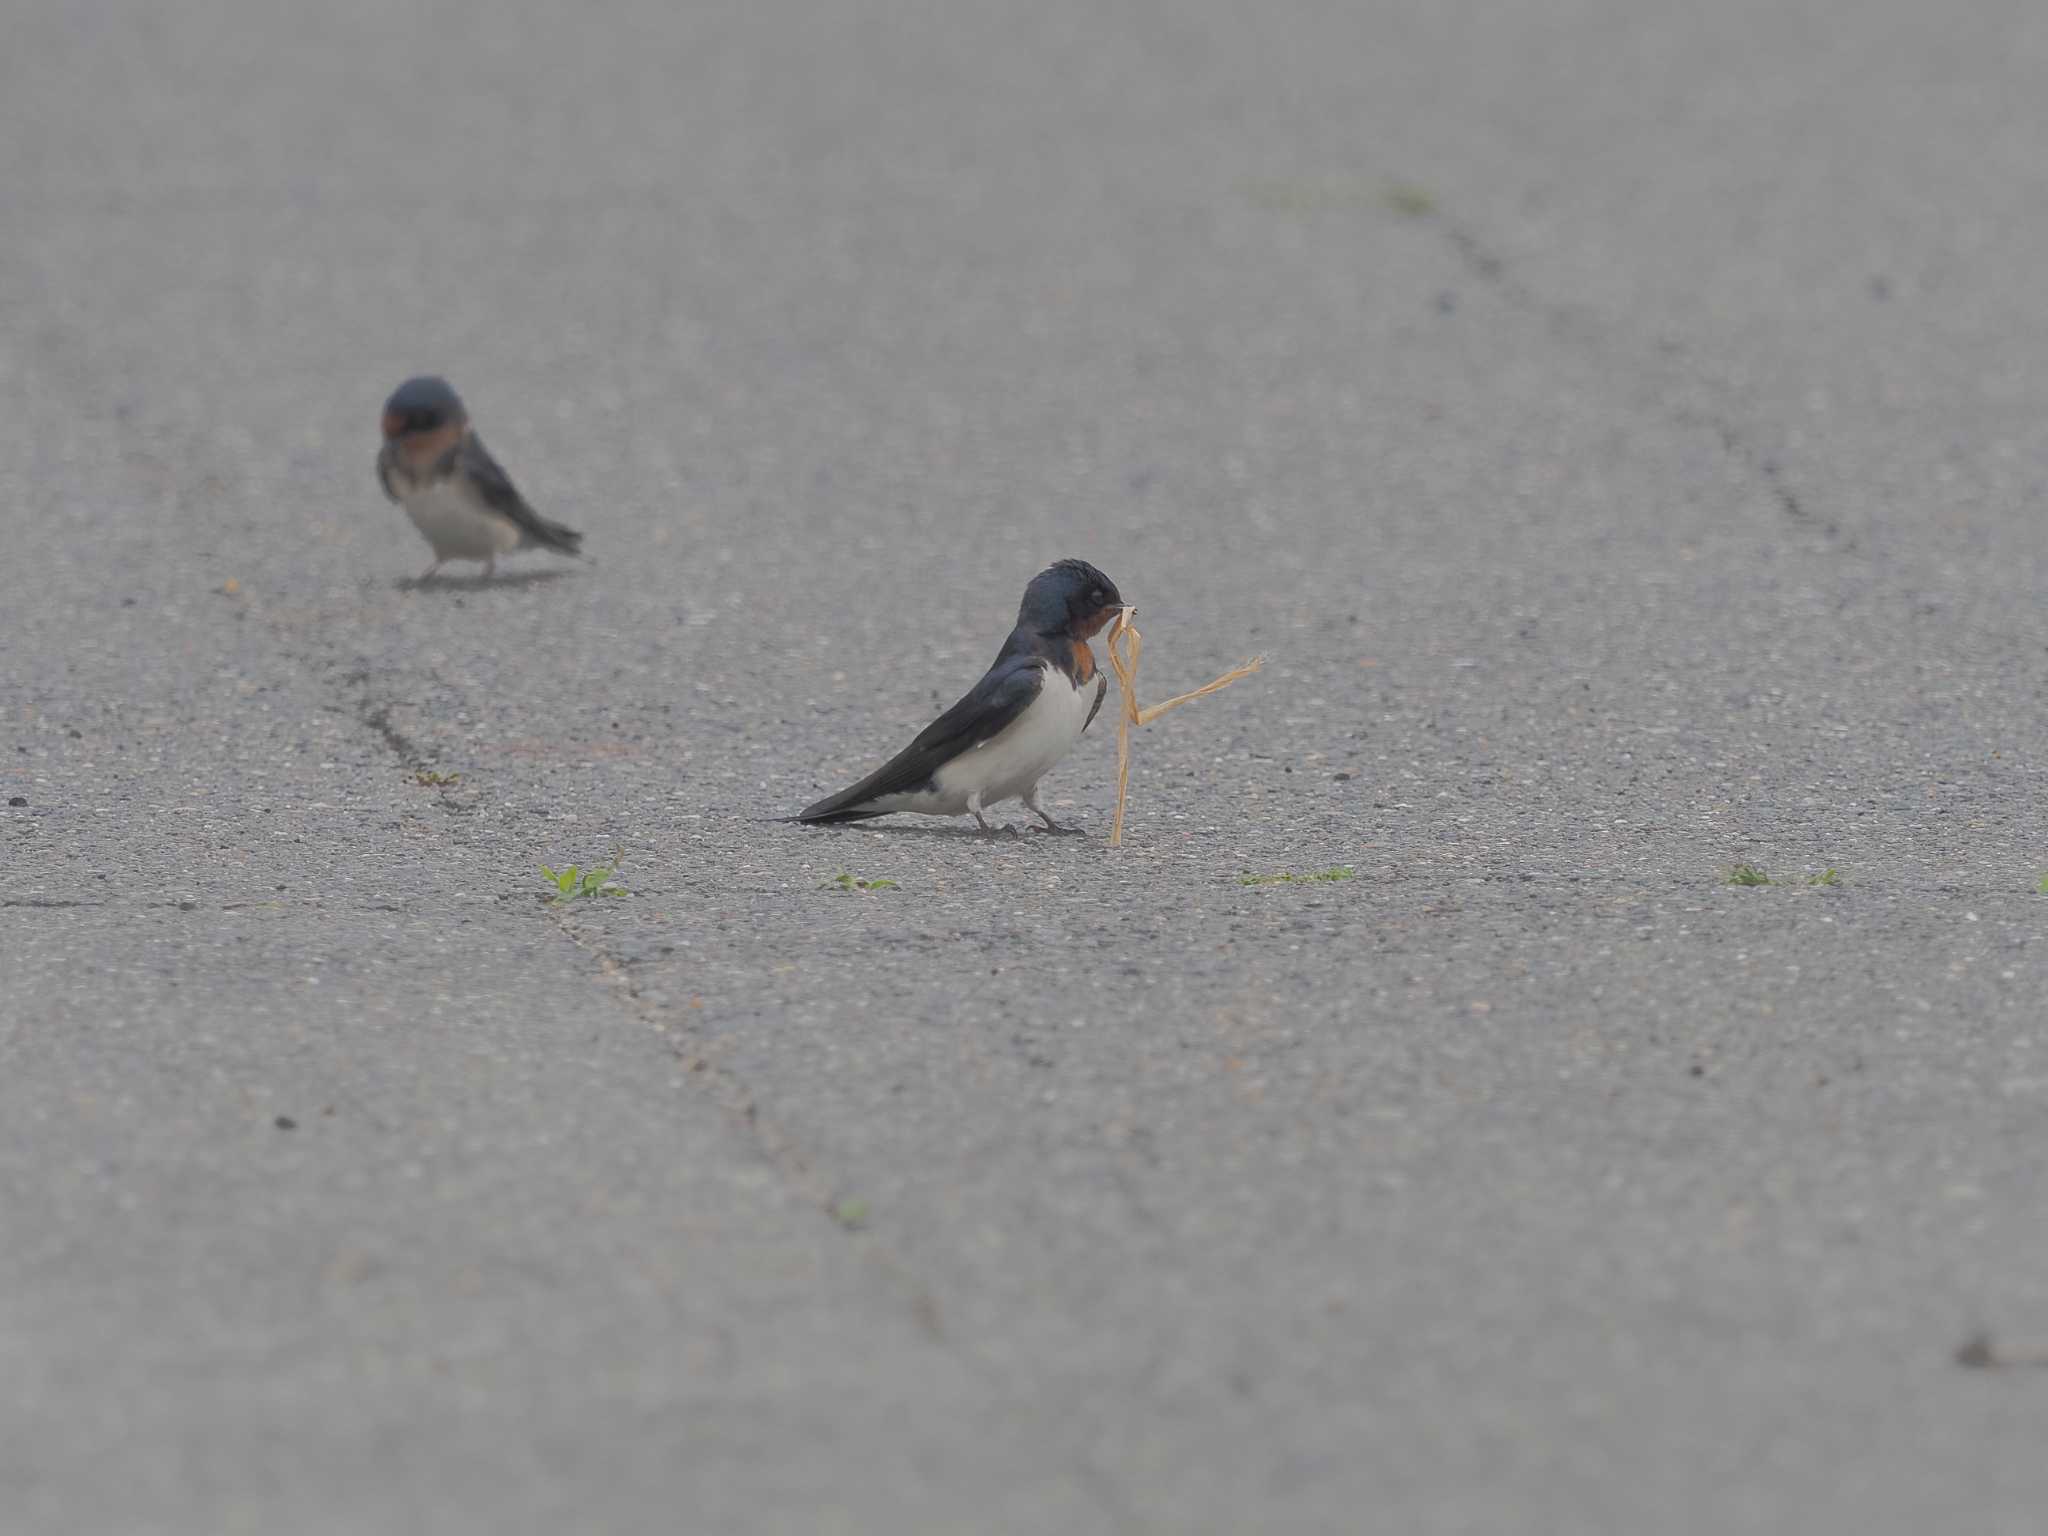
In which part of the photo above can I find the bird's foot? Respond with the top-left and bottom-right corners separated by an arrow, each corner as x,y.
1024,792 -> 1083,835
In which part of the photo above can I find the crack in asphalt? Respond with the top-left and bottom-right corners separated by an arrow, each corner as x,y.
360,700 -> 428,772
543,901 -> 1148,1534
544,902 -> 950,1334
332,665 -> 435,774
1421,205 -> 1850,549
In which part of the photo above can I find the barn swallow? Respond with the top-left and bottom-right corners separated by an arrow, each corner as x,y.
375,376 -> 582,580
798,559 -> 1127,835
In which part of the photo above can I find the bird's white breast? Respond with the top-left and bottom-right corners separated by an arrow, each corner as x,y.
401,480 -> 520,559
933,662 -> 1095,807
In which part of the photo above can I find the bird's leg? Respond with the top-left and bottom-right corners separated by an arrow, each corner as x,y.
1023,784 -> 1080,835
481,555 -> 496,580
967,792 -> 1009,838
418,558 -> 443,583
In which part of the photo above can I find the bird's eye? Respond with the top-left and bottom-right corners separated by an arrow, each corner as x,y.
1090,587 -> 1105,603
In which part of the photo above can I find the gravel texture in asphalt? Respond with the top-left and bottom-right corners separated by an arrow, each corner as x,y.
7,2 -> 2048,1531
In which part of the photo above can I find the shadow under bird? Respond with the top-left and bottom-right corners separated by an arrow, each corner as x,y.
798,559 -> 1128,835
375,376 -> 583,580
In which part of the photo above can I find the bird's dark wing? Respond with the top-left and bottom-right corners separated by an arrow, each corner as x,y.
454,433 -> 583,555
799,657 -> 1047,822
1084,672 -> 1107,732
375,442 -> 400,503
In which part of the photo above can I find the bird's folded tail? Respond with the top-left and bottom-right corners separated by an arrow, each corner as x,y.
528,516 -> 583,557
794,794 -> 887,824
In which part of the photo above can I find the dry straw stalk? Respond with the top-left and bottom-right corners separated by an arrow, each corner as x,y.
1102,608 -> 1263,847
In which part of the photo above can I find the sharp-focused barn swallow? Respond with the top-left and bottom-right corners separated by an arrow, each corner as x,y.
799,559 -> 1127,835
376,376 -> 582,580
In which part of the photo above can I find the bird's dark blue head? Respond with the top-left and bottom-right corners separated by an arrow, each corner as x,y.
381,376 -> 467,441
1018,558 -> 1125,638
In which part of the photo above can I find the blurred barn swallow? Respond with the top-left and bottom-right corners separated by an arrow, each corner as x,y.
798,559 -> 1128,835
375,376 -> 582,581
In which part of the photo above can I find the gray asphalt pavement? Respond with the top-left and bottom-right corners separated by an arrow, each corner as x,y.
8,1 -> 2048,1531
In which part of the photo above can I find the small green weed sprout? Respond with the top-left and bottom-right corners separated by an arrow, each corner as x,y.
823,872 -> 898,893
1383,182 -> 1437,217
542,850 -> 628,905
832,1198 -> 871,1230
